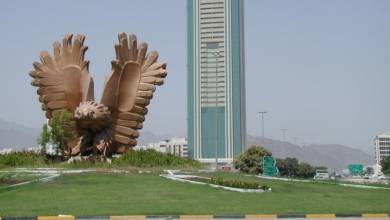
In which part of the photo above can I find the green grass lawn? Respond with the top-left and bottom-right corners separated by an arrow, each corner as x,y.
0,171 -> 389,217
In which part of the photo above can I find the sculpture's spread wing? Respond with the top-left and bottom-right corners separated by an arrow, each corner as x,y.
29,34 -> 94,118
101,33 -> 167,152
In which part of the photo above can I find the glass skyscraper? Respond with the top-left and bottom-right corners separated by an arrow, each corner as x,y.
187,0 -> 246,163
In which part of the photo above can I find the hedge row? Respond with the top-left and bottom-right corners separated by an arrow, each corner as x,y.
113,149 -> 202,168
0,149 -> 202,169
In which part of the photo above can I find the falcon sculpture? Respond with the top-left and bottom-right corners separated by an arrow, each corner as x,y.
29,33 -> 167,157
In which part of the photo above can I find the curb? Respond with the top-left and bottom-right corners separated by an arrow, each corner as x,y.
214,215 -> 245,219
76,217 -> 109,220
277,214 -> 306,219
38,217 -> 75,220
0,214 -> 389,219
180,215 -> 213,220
246,214 -> 277,219
306,214 -> 336,218
362,214 -> 389,218
145,215 -> 180,219
1,217 -> 37,220
335,214 -> 362,218
111,216 -> 145,220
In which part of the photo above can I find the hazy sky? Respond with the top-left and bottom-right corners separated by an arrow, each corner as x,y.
0,0 -> 389,153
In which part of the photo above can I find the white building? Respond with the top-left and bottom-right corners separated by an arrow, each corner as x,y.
135,138 -> 189,158
134,141 -> 167,153
40,142 -> 60,155
0,148 -> 13,155
166,138 -> 188,158
374,132 -> 390,165
27,147 -> 40,153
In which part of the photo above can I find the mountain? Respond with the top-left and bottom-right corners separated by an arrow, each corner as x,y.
0,120 -> 375,171
137,131 -> 164,146
0,119 -> 166,150
247,135 -> 375,171
137,131 -> 180,146
0,119 -> 40,150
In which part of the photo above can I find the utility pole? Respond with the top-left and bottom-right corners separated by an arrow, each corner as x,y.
293,137 -> 298,146
258,111 -> 267,144
281,128 -> 288,147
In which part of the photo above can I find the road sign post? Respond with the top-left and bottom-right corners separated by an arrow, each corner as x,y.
263,156 -> 278,177
348,164 -> 363,176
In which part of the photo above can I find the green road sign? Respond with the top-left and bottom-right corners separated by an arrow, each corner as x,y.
263,156 -> 278,176
348,164 -> 363,176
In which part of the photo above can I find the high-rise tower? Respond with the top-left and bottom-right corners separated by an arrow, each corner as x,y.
187,0 -> 246,163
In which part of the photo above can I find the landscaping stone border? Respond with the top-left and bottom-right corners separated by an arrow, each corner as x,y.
255,176 -> 390,190
160,173 -> 269,193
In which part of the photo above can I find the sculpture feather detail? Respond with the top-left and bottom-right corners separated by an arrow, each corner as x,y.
29,34 -> 94,118
29,33 -> 167,157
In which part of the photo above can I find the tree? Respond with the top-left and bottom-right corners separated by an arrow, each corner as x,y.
380,156 -> 390,176
276,158 -> 288,176
277,158 -> 318,178
285,157 -> 299,177
38,124 -> 49,155
365,166 -> 374,175
39,111 -> 77,159
234,145 -> 272,175
296,162 -> 316,178
276,157 -> 299,177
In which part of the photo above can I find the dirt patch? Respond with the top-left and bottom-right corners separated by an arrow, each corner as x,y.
0,179 -> 26,185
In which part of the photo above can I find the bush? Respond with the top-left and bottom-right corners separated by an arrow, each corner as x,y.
0,149 -> 202,169
0,173 -> 13,182
209,177 -> 269,190
277,157 -> 299,177
39,110 -> 77,158
296,162 -> 316,178
234,145 -> 272,174
113,149 -> 202,168
276,158 -> 319,178
0,151 -> 47,167
381,156 -> 390,176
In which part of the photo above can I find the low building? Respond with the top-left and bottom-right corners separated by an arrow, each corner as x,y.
39,142 -> 60,155
0,148 -> 13,155
134,141 -> 167,153
166,138 -> 188,158
27,147 -> 40,153
134,138 -> 188,158
374,132 -> 390,165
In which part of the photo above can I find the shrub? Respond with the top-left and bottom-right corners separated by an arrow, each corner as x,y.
296,162 -> 316,178
113,149 -> 202,168
39,110 -> 77,158
0,151 -> 47,167
277,157 -> 299,177
209,177 -> 269,190
277,158 -> 319,178
0,173 -> 13,182
234,145 -> 272,174
381,156 -> 390,176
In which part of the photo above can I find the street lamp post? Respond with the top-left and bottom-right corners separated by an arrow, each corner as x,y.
293,137 -> 298,146
258,111 -> 267,144
281,128 -> 288,147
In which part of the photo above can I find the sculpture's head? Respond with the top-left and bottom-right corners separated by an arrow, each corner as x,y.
74,101 -> 111,130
